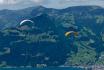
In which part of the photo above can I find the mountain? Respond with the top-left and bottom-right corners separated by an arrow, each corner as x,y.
0,5 -> 104,67
0,6 -> 58,29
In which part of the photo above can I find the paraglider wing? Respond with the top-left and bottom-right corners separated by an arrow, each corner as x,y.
65,31 -> 78,37
65,31 -> 74,37
20,19 -> 34,26
65,32 -> 71,37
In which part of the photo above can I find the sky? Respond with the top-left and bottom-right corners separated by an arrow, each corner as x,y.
0,0 -> 104,10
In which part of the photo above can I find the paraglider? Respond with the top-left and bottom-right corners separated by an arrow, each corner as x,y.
65,31 -> 78,37
20,19 -> 34,26
19,19 -> 35,31
65,31 -> 78,47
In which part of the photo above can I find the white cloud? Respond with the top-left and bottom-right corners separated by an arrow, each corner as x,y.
65,0 -> 97,1
31,0 -> 43,3
0,0 -> 21,5
0,0 -> 46,5
31,0 -> 49,5
57,0 -> 104,8
0,0 -> 104,9
0,0 -> 49,9
0,0 -> 3,3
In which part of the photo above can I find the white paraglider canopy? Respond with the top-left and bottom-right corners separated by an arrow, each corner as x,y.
20,19 -> 34,26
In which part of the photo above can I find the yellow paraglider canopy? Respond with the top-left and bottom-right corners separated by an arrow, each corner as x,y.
65,31 -> 78,37
65,31 -> 72,37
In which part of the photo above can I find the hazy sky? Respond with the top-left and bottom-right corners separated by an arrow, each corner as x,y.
0,0 -> 104,9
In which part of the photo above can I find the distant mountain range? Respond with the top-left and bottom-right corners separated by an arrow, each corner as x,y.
0,5 -> 103,29
0,5 -> 104,67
